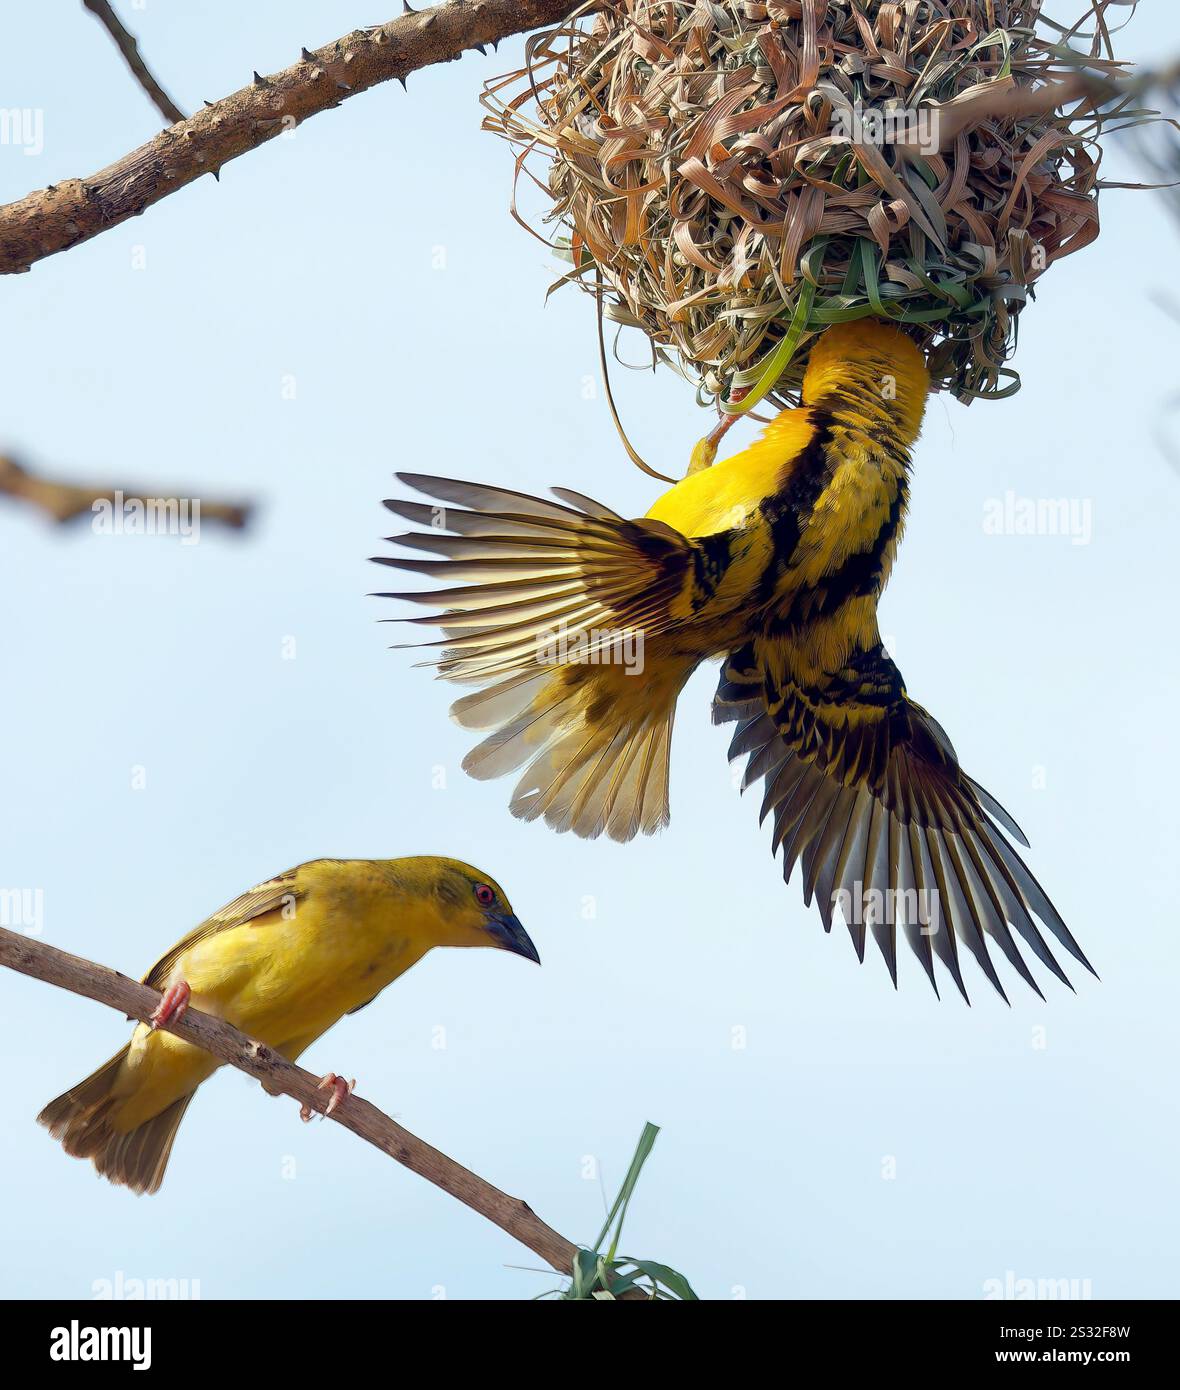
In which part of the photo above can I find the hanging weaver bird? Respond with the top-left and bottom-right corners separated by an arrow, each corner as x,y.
374,319 -> 1094,1002
38,857 -> 537,1194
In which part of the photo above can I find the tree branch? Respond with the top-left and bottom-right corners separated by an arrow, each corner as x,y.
83,0 -> 186,126
0,453 -> 251,531
0,925 -> 580,1279
0,0 -> 578,276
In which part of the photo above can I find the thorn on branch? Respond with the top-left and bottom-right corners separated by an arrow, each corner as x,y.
0,0 -> 585,275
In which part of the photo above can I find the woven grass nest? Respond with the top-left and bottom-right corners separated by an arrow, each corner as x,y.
482,0 -> 1134,412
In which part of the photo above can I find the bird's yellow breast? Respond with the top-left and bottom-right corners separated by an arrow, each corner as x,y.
645,410 -> 816,537
183,903 -> 420,1044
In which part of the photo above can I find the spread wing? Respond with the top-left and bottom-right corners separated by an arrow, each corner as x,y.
373,474 -> 701,685
371,475 -> 732,842
143,869 -> 304,991
714,639 -> 1094,1001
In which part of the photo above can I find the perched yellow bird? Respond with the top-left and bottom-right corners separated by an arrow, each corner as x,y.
375,318 -> 1093,1002
39,857 -> 537,1194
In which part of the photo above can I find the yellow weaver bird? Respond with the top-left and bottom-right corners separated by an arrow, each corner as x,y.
39,857 -> 537,1194
375,319 -> 1093,1002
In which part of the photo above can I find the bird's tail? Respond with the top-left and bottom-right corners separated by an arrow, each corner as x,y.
38,1047 -> 193,1196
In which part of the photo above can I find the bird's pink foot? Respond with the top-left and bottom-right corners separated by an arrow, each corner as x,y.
706,385 -> 752,450
300,1072 -> 355,1122
149,981 -> 191,1030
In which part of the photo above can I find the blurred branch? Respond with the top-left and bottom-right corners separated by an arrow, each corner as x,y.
0,0 -> 579,275
0,452 -> 251,530
895,55 -> 1180,159
83,0 -> 186,126
0,925 -> 595,1282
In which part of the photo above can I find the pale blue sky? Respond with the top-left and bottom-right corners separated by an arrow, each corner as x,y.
1,1 -> 1178,1300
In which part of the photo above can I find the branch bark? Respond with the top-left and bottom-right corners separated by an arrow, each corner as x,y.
83,0 -> 186,126
0,0 -> 578,275
0,453 -> 251,530
0,925 -> 580,1280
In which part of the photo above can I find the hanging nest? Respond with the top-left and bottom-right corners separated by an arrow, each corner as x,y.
482,0 -> 1144,412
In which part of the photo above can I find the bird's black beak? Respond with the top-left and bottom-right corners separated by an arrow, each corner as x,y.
487,912 -> 541,965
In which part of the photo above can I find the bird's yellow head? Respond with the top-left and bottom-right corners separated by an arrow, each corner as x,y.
407,857 -> 539,964
801,318 -> 930,445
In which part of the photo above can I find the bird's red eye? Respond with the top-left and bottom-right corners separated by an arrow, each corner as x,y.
474,883 -> 495,907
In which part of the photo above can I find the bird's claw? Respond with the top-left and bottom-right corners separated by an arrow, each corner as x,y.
300,1072 -> 355,1122
149,981 -> 191,1030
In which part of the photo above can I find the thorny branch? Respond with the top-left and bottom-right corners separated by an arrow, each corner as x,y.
0,0 -> 579,275
0,926 -> 592,1285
